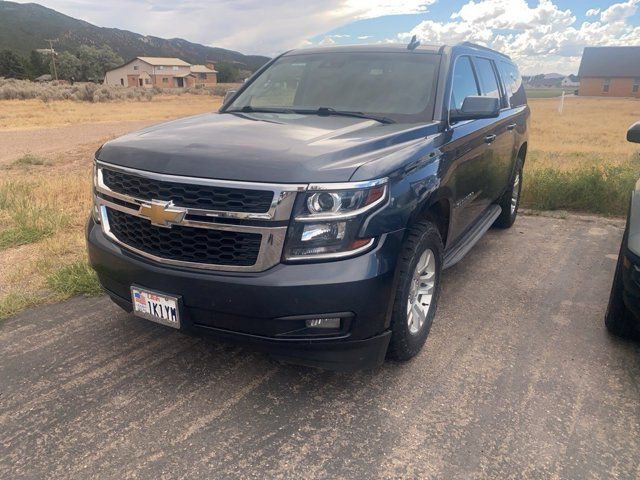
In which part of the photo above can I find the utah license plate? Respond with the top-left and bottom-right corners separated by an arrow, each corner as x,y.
131,286 -> 181,329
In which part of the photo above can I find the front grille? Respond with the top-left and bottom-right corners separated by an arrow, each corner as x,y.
102,168 -> 274,213
107,208 -> 261,266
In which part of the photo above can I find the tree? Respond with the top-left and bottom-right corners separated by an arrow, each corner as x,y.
0,50 -> 28,79
27,50 -> 49,79
55,51 -> 81,81
215,61 -> 240,83
76,45 -> 122,82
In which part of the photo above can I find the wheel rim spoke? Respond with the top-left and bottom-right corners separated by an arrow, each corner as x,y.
407,248 -> 437,335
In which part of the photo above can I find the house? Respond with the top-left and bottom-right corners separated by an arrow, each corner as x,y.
561,75 -> 579,88
578,46 -> 640,97
527,73 -> 564,88
103,57 -> 217,88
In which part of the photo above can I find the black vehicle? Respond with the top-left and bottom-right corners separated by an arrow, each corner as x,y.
87,42 -> 530,370
605,122 -> 640,339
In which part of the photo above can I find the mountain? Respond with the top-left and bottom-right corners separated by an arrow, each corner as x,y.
0,1 -> 270,71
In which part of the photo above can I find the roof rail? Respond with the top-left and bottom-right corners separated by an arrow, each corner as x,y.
456,42 -> 511,59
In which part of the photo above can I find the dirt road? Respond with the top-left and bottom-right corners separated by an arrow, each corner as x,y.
0,120 -> 157,164
1,214 -> 639,479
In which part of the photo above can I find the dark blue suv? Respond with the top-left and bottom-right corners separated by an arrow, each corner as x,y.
87,42 -> 530,370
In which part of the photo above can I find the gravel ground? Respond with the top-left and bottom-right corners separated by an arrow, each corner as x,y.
1,214 -> 639,479
0,120 -> 156,164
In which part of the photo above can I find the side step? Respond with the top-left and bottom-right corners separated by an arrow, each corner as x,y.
443,205 -> 501,269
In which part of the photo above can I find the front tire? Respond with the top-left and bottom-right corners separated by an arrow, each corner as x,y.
494,158 -> 523,229
387,221 -> 443,361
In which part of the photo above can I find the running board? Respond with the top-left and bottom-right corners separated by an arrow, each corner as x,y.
443,205 -> 502,269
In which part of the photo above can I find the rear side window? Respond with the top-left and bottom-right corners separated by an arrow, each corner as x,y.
498,61 -> 527,107
474,57 -> 500,100
449,56 -> 479,111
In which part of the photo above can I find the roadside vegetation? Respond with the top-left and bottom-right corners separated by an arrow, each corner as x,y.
0,95 -> 639,320
0,77 -> 238,103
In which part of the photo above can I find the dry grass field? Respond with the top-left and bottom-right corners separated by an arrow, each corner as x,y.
0,95 -> 639,319
0,95 -> 222,130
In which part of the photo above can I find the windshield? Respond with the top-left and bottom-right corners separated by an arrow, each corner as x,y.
226,51 -> 441,123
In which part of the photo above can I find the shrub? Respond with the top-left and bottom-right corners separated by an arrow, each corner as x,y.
0,78 -> 239,103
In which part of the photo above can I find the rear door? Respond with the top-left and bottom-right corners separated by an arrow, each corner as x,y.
472,56 -> 516,206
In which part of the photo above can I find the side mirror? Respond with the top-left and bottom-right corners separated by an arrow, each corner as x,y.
223,90 -> 237,106
450,96 -> 500,123
628,122 -> 640,144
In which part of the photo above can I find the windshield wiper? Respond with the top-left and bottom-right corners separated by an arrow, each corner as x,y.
294,107 -> 396,124
225,105 -> 297,114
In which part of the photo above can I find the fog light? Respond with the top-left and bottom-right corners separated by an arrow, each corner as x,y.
305,317 -> 341,329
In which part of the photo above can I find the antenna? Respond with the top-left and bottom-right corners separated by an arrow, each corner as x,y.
44,39 -> 58,80
407,35 -> 421,51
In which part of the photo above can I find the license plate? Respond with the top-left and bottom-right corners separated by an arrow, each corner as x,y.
131,286 -> 181,329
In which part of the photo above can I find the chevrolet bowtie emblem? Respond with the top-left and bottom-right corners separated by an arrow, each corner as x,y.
138,200 -> 186,228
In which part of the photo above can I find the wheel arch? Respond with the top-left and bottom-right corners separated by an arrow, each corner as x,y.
414,191 -> 453,248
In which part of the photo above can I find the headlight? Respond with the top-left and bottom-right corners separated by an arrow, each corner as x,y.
284,179 -> 388,260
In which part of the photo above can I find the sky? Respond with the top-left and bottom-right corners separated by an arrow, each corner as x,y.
12,0 -> 640,74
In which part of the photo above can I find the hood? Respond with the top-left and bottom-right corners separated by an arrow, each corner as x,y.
97,112 -> 441,183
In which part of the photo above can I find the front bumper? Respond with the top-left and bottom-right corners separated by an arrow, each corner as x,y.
87,219 -> 404,370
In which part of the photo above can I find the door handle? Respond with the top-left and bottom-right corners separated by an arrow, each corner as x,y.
484,134 -> 497,144
506,123 -> 517,131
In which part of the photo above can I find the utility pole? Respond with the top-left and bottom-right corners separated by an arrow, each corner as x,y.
45,39 -> 58,80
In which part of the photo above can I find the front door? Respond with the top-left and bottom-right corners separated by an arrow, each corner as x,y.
443,55 -> 492,243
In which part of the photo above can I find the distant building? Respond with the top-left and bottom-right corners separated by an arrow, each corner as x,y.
561,75 -> 579,88
103,57 -> 218,88
578,46 -> 640,97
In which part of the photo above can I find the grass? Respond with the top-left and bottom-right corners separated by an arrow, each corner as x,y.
524,88 -> 576,98
522,96 -> 640,215
522,157 -> 639,215
0,180 -> 70,250
47,261 -> 102,296
12,153 -> 49,167
0,292 -> 39,321
0,95 -> 223,130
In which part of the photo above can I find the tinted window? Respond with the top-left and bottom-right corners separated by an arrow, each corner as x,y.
499,61 -> 526,107
474,57 -> 500,100
228,52 -> 441,123
449,56 -> 479,111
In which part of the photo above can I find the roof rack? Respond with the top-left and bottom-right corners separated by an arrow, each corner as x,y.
456,42 -> 511,59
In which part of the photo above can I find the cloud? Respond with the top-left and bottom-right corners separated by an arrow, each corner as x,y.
600,0 -> 639,23
586,8 -> 601,17
399,0 -> 640,74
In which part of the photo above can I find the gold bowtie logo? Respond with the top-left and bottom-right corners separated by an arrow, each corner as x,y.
138,200 -> 186,228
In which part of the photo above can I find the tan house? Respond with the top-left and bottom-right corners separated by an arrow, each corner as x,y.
103,57 -> 217,88
578,46 -> 640,98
